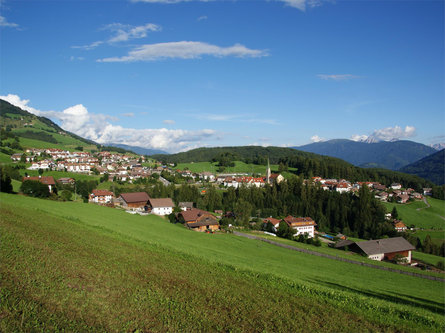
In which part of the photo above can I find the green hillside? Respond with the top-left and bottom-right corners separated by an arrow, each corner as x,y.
0,99 -> 97,152
296,139 -> 436,170
1,193 -> 444,332
400,149 -> 445,185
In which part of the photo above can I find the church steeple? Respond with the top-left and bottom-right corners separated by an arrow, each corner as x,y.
266,157 -> 271,184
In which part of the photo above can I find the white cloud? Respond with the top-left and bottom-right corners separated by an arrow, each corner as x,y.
351,125 -> 417,142
0,15 -> 19,28
310,135 -> 325,143
97,41 -> 268,62
370,125 -> 416,141
70,56 -> 85,61
132,0 -> 323,12
350,134 -> 369,142
194,113 -> 278,125
317,74 -> 360,81
197,15 -> 208,21
122,112 -> 135,117
163,119 -> 175,124
72,23 -> 161,50
0,94 -> 218,153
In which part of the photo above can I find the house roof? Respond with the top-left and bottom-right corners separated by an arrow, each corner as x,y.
283,216 -> 316,227
148,197 -> 174,208
23,176 -> 55,185
263,217 -> 281,226
92,189 -> 114,197
180,208 -> 214,223
179,202 -> 194,208
120,192 -> 150,203
355,237 -> 415,256
393,220 -> 407,228
187,219 -> 219,227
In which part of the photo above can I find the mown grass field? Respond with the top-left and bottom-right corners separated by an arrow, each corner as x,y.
0,152 -> 14,164
383,197 -> 445,230
1,193 -> 444,332
19,169 -> 101,182
175,161 -> 297,175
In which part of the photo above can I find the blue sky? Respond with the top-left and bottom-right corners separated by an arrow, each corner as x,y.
1,0 -> 443,152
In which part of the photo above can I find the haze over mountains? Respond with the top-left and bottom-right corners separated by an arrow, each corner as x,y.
294,139 -> 437,171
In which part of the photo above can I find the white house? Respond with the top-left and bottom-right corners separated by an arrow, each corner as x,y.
283,216 -> 317,238
89,189 -> 115,204
148,197 -> 174,216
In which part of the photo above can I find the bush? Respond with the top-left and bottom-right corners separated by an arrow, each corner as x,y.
20,180 -> 50,198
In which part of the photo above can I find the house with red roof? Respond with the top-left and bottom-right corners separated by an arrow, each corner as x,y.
22,176 -> 56,193
283,216 -> 317,238
178,208 -> 220,232
89,189 -> 115,205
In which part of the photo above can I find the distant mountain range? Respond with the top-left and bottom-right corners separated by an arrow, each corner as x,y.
399,149 -> 445,185
293,139 -> 436,170
109,143 -> 168,156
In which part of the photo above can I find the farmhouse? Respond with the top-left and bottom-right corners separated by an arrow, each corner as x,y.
118,192 -> 150,211
89,189 -> 115,205
57,177 -> 75,185
393,220 -> 407,232
178,208 -> 220,232
179,202 -> 194,211
147,197 -> 174,216
263,217 -> 281,230
22,176 -> 56,193
352,237 -> 415,263
283,216 -> 316,238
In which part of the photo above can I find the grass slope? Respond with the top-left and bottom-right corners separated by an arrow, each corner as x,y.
176,161 -> 297,175
1,193 -> 444,331
383,198 -> 445,230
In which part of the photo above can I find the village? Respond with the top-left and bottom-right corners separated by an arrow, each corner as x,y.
13,147 -> 433,267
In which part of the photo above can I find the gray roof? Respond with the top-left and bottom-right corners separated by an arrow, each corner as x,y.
179,202 -> 194,208
355,237 -> 415,256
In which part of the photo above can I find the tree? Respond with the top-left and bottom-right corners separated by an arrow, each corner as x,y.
391,206 -> 399,220
0,167 -> 13,193
423,235 -> 433,254
20,180 -> 50,198
234,199 -> 252,226
38,168 -> 44,175
277,221 -> 293,239
20,153 -> 27,163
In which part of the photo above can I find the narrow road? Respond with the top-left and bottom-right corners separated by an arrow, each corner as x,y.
416,197 -> 431,211
233,231 -> 445,282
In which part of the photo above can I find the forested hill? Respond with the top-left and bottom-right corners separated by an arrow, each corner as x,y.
399,149 -> 445,185
0,99 -> 133,154
294,139 -> 436,170
153,146 -> 434,190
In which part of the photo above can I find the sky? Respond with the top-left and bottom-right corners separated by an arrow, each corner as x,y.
1,0 -> 444,153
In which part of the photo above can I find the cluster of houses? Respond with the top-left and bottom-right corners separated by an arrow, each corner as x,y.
310,177 -> 425,204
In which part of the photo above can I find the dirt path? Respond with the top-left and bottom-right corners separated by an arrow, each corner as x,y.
417,197 -> 431,211
233,231 -> 445,282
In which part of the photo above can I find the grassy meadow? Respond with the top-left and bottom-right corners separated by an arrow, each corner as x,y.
1,193 -> 444,332
175,161 -> 298,175
383,197 -> 445,230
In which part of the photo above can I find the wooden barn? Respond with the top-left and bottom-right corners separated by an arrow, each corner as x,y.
178,208 -> 220,232
351,237 -> 415,263
118,192 -> 150,211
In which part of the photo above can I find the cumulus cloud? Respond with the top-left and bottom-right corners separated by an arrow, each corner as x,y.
132,0 -> 323,12
279,0 -> 319,11
97,41 -> 268,62
317,74 -> 360,81
351,126 -> 416,142
310,135 -> 325,143
194,113 -> 279,125
350,134 -> 369,142
73,22 -> 161,50
0,94 -> 217,153
0,15 -> 19,28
